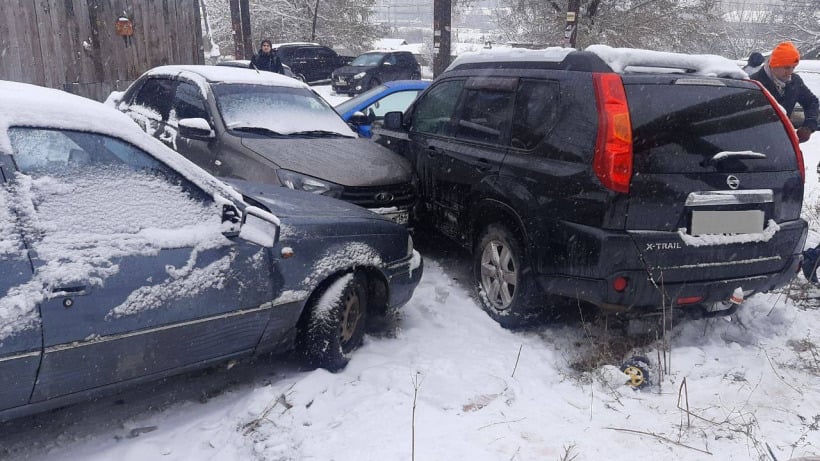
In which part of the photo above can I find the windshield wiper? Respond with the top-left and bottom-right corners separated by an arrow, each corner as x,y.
287,130 -> 349,138
230,125 -> 284,137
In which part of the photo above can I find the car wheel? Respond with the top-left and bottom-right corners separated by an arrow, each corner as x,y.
296,73 -> 306,82
474,224 -> 539,328
298,272 -> 368,371
368,78 -> 381,90
410,71 -> 420,80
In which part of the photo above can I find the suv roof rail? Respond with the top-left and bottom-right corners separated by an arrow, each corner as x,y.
445,45 -> 747,79
586,45 -> 747,79
445,47 -> 610,73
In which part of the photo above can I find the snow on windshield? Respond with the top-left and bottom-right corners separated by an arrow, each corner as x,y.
214,84 -> 355,136
0,129 -> 232,342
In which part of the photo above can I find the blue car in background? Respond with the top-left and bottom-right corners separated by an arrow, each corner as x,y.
336,80 -> 430,137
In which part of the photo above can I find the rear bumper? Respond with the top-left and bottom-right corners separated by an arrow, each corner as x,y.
533,219 -> 807,312
537,254 -> 800,312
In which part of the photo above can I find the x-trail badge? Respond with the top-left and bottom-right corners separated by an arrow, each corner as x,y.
726,175 -> 740,189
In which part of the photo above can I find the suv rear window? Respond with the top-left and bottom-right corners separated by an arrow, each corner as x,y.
626,83 -> 797,173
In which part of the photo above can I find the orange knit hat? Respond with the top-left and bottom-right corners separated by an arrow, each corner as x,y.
769,41 -> 800,68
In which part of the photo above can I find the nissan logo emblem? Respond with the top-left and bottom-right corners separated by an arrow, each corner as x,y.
374,192 -> 394,203
726,175 -> 740,190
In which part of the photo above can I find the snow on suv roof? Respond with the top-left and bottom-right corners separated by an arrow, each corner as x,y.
146,65 -> 307,89
446,44 -> 746,79
587,45 -> 747,79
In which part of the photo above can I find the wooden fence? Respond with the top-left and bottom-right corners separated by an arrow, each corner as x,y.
0,0 -> 203,102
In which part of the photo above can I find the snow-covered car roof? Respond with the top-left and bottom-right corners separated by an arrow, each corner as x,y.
270,42 -> 320,49
446,45 -> 746,79
145,65 -> 307,89
0,80 -> 244,204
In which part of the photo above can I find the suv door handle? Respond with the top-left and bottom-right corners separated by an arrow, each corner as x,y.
475,158 -> 491,172
426,146 -> 439,157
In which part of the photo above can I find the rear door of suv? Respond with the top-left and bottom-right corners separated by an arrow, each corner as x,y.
622,75 -> 806,285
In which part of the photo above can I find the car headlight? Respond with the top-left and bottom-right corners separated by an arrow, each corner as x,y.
353,72 -> 367,79
276,170 -> 343,198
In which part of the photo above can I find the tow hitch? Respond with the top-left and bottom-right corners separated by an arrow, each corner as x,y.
702,287 -> 745,318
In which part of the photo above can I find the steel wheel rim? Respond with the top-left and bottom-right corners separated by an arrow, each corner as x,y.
339,287 -> 361,346
480,239 -> 517,310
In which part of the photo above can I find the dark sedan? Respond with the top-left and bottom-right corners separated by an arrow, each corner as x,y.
0,80 -> 422,422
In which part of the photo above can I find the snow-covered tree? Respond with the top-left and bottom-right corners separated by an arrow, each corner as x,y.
494,0 -> 726,54
201,0 -> 384,59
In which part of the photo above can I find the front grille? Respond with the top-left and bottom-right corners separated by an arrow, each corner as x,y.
340,182 -> 416,209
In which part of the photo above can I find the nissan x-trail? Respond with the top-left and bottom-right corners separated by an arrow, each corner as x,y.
379,45 -> 808,327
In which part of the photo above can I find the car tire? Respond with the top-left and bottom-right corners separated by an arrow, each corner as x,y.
296,73 -> 306,82
410,71 -> 420,80
474,224 -> 540,329
368,78 -> 381,90
298,272 -> 369,371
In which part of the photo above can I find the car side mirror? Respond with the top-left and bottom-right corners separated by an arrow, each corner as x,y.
239,206 -> 281,248
383,111 -> 404,130
348,111 -> 369,126
179,118 -> 215,141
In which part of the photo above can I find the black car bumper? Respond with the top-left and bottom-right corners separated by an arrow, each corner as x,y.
533,219 -> 807,313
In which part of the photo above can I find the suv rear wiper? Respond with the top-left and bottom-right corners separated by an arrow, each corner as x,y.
704,150 -> 767,166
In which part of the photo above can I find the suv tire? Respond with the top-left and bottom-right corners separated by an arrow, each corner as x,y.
474,224 -> 539,328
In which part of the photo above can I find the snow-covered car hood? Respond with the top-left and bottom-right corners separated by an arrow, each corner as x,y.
240,137 -> 412,187
333,65 -> 377,76
221,178 -> 388,221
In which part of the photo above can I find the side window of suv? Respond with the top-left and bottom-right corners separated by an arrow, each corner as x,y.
510,80 -> 560,150
412,80 -> 464,136
454,89 -> 514,145
172,81 -> 209,122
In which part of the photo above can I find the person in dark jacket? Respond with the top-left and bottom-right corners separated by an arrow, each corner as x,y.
249,39 -> 284,74
750,41 -> 818,143
742,51 -> 764,75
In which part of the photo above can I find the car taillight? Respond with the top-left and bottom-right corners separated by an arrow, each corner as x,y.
593,73 -> 633,194
751,80 -> 805,183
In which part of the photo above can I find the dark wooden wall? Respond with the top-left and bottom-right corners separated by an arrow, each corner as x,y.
0,0 -> 203,102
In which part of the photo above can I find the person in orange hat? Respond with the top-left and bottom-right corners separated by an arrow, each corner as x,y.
750,41 -> 818,143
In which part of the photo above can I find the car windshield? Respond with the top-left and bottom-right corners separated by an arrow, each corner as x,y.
351,53 -> 385,67
212,83 -> 355,137
335,84 -> 389,114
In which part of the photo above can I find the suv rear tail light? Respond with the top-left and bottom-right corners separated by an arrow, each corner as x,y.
751,80 -> 805,183
593,73 -> 633,194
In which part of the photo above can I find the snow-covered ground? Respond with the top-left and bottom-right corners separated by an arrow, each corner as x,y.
2,78 -> 820,461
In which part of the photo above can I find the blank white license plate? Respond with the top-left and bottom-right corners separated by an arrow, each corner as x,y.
690,210 -> 764,235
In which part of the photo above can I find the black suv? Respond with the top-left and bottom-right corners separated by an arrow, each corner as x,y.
332,51 -> 421,96
273,43 -> 353,83
379,46 -> 808,327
